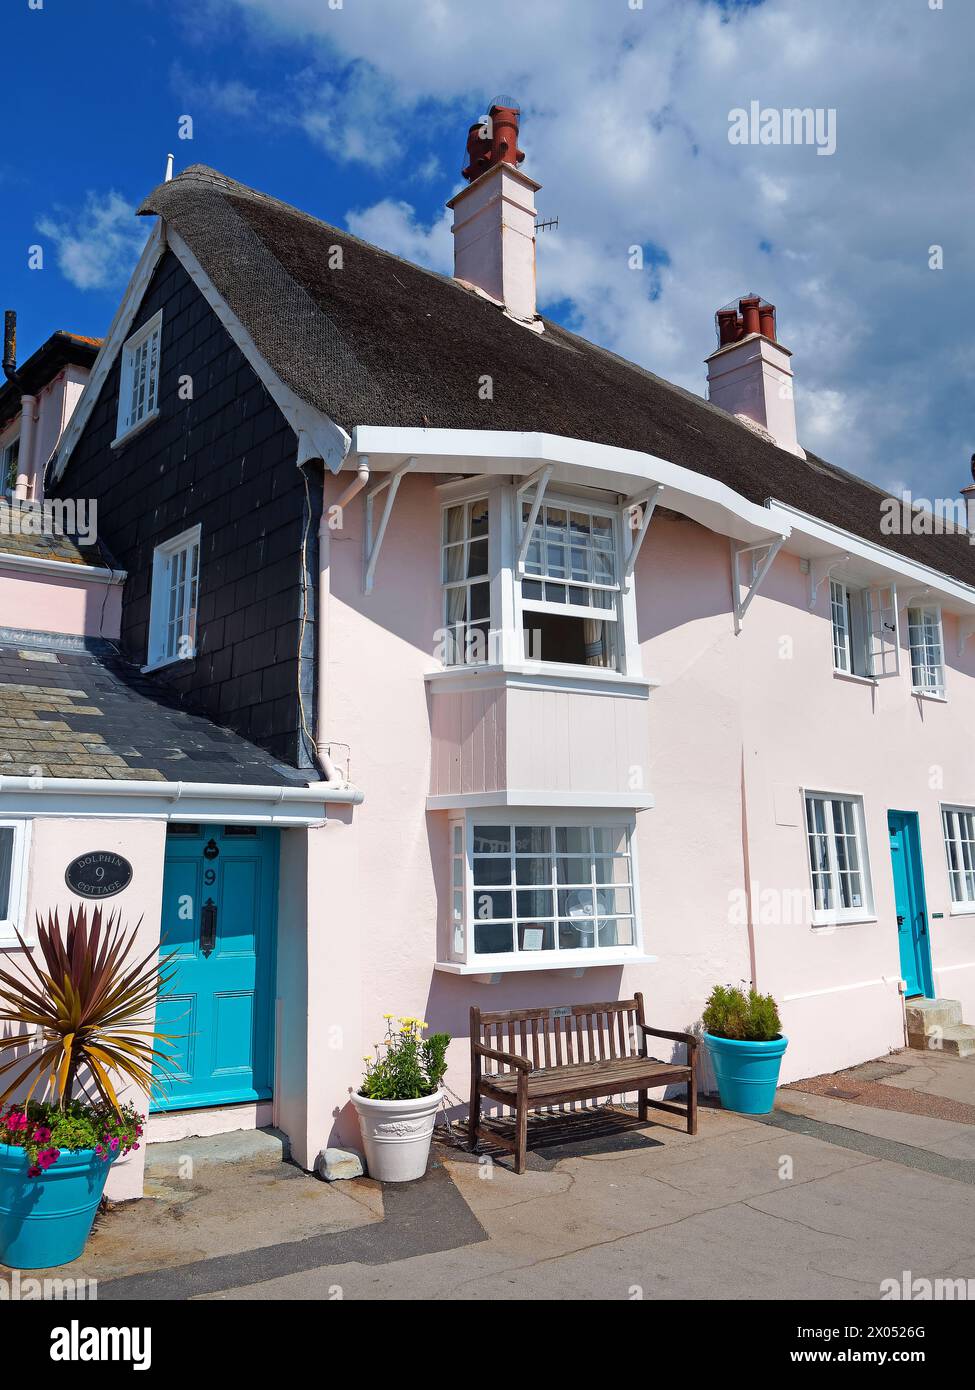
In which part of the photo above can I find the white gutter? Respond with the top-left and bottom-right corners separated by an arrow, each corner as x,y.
0,775 -> 363,826
768,499 -> 975,615
0,551 -> 126,584
315,457 -> 370,783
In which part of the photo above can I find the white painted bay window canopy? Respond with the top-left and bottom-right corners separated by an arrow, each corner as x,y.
437,813 -> 656,977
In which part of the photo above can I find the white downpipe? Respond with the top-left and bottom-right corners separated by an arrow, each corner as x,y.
13,395 -> 36,502
317,457 -> 370,782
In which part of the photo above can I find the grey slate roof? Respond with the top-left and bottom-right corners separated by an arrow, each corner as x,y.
137,164 -> 975,591
0,637 -> 306,785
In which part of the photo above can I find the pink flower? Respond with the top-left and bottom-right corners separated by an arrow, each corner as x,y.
36,1148 -> 59,1170
94,1144 -> 106,1159
109,1136 -> 120,1151
5,1112 -> 28,1132
27,1164 -> 41,1178
132,1142 -> 140,1151
33,1126 -> 52,1144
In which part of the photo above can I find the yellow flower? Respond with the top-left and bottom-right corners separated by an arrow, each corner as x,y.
382,1013 -> 394,1020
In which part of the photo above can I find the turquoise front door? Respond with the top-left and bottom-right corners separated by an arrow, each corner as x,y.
152,824 -> 279,1111
888,811 -> 934,999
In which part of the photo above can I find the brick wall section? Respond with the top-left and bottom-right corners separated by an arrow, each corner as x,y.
53,249 -> 312,766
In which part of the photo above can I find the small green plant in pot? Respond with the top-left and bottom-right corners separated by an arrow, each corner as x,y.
351,1015 -> 451,1182
701,984 -> 787,1114
0,905 -> 177,1269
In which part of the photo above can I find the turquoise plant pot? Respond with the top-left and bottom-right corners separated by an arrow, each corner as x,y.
0,1142 -> 117,1270
703,1032 -> 788,1115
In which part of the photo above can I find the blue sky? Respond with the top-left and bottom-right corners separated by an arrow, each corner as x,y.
2,0 -> 971,501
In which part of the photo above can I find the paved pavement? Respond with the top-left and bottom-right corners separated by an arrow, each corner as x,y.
32,1046 -> 975,1300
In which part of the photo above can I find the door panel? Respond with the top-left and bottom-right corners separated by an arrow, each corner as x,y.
888,811 -> 933,999
152,824 -> 279,1111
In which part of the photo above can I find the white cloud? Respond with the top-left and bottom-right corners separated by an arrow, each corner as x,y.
170,61 -> 260,117
36,192 -> 148,292
345,200 -> 453,275
211,0 -> 975,497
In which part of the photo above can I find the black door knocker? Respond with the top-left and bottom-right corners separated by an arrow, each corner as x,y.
203,838 -> 220,860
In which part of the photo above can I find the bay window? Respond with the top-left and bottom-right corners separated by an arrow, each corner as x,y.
520,500 -> 621,668
943,806 -> 975,909
804,792 -> 873,925
448,814 -> 641,965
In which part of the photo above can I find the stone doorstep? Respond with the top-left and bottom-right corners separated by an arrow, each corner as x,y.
906,997 -> 963,1032
907,1024 -> 975,1059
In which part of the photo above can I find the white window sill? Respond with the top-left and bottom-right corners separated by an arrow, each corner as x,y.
811,915 -> 878,932
141,651 -> 194,674
111,408 -> 161,451
435,951 -> 658,980
912,689 -> 947,703
426,663 -> 657,698
0,933 -> 35,951
832,669 -> 878,688
949,904 -> 975,917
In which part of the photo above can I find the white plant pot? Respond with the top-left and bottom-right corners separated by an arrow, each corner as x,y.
350,1089 -> 443,1182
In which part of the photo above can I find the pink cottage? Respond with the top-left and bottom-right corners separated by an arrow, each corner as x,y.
3,106 -> 975,1199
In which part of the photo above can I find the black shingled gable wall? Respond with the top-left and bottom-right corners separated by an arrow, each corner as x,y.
53,250 -> 310,767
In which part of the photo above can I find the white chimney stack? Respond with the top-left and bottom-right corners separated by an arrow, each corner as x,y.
446,101 -> 540,325
705,296 -> 804,458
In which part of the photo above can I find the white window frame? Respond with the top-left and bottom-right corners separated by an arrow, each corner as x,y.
941,805 -> 975,912
146,524 -> 201,671
803,790 -> 874,926
829,578 -> 900,680
516,491 -> 625,672
0,820 -> 33,949
908,604 -> 946,699
114,309 -> 163,446
1,431 -> 21,497
440,495 -> 492,667
447,810 -> 644,969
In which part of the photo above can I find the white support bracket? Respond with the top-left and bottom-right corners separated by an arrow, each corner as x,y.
731,535 -> 787,634
958,617 -> 975,659
364,457 -> 416,594
806,553 -> 850,611
621,484 -> 663,590
516,465 -> 553,575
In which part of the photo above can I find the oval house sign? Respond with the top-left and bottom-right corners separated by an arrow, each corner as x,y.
65,851 -> 134,899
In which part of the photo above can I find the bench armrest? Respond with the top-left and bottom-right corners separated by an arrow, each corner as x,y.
637,1024 -> 699,1051
472,1042 -> 533,1074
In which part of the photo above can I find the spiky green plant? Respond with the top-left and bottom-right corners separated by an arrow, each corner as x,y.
0,905 -> 178,1113
702,983 -> 781,1042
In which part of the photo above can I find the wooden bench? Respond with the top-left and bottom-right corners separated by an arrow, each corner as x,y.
470,993 -> 698,1173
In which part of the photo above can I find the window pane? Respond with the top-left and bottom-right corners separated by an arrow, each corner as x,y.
556,827 -> 590,855
515,856 -> 550,885
558,919 -> 594,949
515,826 -> 550,854
467,538 -> 489,578
474,922 -> 514,954
556,856 -> 590,884
0,829 -> 13,918
473,825 -> 510,853
592,827 -> 626,855
472,858 -> 510,887
517,889 -> 554,918
475,890 -> 511,920
468,499 -> 489,538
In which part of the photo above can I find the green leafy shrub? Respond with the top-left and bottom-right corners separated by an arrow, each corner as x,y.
360,1016 -> 451,1101
702,984 -> 781,1042
0,1099 -> 143,1177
